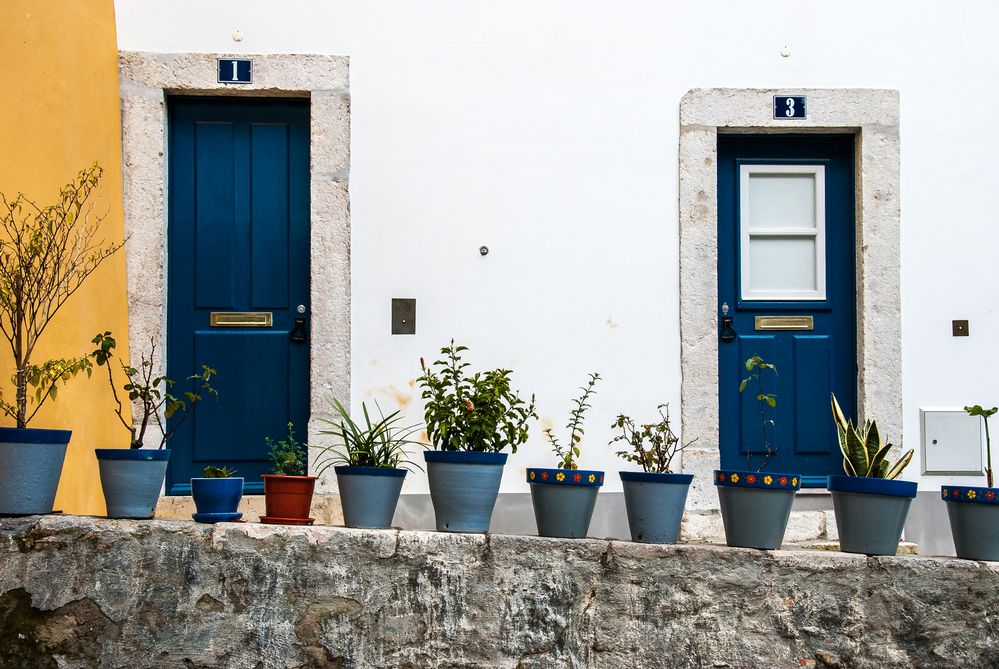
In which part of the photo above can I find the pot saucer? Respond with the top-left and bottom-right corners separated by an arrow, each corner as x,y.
192,511 -> 243,524
259,515 -> 315,526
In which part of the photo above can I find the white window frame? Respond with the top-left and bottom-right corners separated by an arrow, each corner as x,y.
739,164 -> 827,301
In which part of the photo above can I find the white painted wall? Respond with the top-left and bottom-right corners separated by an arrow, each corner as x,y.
114,0 -> 999,495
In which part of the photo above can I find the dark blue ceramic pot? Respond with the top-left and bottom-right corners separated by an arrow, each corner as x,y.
424,451 -> 507,533
527,468 -> 605,539
191,477 -> 244,523
828,475 -> 916,556
335,466 -> 406,529
715,469 -> 800,550
96,448 -> 170,519
620,471 -> 693,544
0,427 -> 71,515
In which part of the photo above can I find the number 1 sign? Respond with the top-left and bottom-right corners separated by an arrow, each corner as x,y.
217,59 -> 253,84
773,95 -> 806,119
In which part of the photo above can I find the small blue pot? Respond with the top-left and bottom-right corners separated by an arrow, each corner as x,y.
715,469 -> 800,550
191,477 -> 244,522
942,485 -> 999,561
527,468 -> 604,539
335,466 -> 406,529
96,449 -> 171,519
828,475 -> 916,556
620,471 -> 693,544
424,451 -> 507,533
0,427 -> 71,515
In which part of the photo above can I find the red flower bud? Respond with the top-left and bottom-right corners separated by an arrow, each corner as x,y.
420,357 -> 425,368
465,399 -> 475,412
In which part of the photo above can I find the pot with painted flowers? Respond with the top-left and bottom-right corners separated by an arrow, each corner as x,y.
714,356 -> 801,550
941,405 -> 999,561
528,373 -> 604,539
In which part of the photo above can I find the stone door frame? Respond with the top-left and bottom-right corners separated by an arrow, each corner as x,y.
118,52 -> 350,478
677,88 -> 901,505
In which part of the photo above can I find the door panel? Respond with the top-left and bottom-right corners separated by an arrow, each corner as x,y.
718,135 -> 856,485
167,97 -> 311,495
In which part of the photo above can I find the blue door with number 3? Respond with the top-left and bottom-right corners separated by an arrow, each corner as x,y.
718,135 -> 856,485
166,97 -> 311,494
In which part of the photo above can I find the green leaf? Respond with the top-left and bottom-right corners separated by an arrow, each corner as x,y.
884,449 -> 914,480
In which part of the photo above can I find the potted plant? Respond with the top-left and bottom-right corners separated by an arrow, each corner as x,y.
418,340 -> 536,533
827,393 -> 915,555
315,397 -> 421,529
715,356 -> 801,550
528,373 -> 604,539
942,405 -> 999,560
613,403 -> 694,544
0,165 -> 124,515
91,332 -> 217,519
261,423 -> 316,525
191,465 -> 243,524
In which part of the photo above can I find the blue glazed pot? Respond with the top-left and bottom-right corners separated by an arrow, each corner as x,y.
715,469 -> 800,550
191,477 -> 244,523
0,427 -> 71,515
424,451 -> 507,533
527,468 -> 604,539
828,475 -> 916,556
620,471 -> 693,544
96,449 -> 171,519
942,485 -> 999,561
335,466 -> 406,529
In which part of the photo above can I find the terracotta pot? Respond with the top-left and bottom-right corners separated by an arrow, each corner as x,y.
262,474 -> 316,522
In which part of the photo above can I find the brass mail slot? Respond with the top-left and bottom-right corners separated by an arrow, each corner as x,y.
755,315 -> 814,331
210,311 -> 273,328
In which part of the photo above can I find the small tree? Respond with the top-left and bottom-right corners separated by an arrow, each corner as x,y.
0,164 -> 123,427
544,372 -> 601,470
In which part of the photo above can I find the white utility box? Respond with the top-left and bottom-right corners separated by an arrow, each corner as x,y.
921,409 -> 984,476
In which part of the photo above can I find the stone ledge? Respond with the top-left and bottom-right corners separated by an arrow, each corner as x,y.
1,516 -> 996,668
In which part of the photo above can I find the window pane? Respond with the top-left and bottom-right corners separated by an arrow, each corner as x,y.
748,237 -> 816,292
748,174 -> 816,229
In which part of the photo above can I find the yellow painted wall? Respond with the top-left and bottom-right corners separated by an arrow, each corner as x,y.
0,0 -> 130,515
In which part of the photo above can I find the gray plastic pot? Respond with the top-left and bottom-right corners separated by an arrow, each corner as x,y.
828,475 -> 916,556
715,469 -> 800,550
620,471 -> 693,544
942,485 -> 999,561
96,449 -> 170,519
424,451 -> 507,533
0,428 -> 71,515
335,466 -> 406,529
527,468 -> 604,538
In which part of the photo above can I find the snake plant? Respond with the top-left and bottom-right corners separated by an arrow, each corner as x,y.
831,394 -> 913,479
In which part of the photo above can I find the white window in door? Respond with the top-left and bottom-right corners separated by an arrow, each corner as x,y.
740,164 -> 826,301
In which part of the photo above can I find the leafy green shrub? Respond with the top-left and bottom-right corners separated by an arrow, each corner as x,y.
266,423 -> 308,476
418,340 -> 536,453
543,373 -> 600,470
315,397 -> 422,472
202,465 -> 237,478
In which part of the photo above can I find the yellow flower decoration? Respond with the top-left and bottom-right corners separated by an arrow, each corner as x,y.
792,477 -> 798,487
730,473 -> 740,483
763,475 -> 773,486
529,471 -> 536,480
968,490 -> 977,500
556,472 -> 565,481
588,474 -> 595,483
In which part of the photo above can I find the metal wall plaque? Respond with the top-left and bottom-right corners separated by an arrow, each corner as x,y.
773,95 -> 806,119
217,58 -> 253,84
755,315 -> 814,331
392,298 -> 416,335
210,312 -> 272,327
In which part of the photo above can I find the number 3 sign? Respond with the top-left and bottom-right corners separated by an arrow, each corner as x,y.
773,95 -> 806,119
217,59 -> 253,84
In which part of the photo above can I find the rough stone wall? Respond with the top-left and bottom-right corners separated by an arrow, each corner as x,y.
2,516 -> 996,669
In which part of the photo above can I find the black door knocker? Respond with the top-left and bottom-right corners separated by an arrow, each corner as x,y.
289,317 -> 308,344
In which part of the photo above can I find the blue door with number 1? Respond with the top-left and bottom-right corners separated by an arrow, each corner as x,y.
718,135 -> 856,485
166,97 -> 311,494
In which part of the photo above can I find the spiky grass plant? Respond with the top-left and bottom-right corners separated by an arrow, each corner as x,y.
831,393 -> 912,479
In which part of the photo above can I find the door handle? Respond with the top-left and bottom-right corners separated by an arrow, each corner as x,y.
720,303 -> 737,343
289,317 -> 308,344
